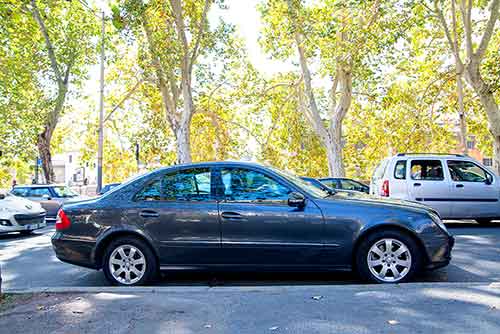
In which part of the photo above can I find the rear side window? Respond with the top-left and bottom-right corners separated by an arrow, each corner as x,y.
410,160 -> 444,181
135,168 -> 212,201
372,159 -> 389,180
394,160 -> 406,179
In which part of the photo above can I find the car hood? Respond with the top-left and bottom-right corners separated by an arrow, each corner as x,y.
324,191 -> 433,214
0,195 -> 45,215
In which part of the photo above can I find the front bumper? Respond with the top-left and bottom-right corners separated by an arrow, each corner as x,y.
0,212 -> 47,233
425,234 -> 454,270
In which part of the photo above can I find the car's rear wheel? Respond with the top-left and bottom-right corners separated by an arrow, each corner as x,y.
103,237 -> 157,286
356,230 -> 422,283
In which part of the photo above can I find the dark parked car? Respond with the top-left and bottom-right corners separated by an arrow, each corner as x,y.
11,184 -> 85,219
98,183 -> 121,195
300,177 -> 334,193
52,162 -> 453,286
320,177 -> 370,194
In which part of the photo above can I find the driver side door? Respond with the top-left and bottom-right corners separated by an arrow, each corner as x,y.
216,167 -> 324,266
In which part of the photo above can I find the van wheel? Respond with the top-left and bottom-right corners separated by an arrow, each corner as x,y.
476,219 -> 494,225
103,237 -> 158,286
356,230 -> 422,284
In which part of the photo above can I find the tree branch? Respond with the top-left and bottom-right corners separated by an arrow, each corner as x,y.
104,79 -> 143,123
190,0 -> 210,73
475,0 -> 500,60
434,0 -> 463,65
29,0 -> 62,83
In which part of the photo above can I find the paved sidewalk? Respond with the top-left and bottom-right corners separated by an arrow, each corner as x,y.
1,283 -> 499,334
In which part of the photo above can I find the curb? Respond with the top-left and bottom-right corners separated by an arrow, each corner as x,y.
5,281 -> 500,294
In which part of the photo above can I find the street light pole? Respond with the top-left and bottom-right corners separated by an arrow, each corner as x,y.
96,10 -> 105,194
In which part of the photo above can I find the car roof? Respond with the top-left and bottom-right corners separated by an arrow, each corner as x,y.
392,153 -> 469,159
154,160 -> 268,172
13,184 -> 65,188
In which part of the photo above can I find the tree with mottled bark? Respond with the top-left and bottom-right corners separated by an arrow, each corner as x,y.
260,0 -> 404,176
113,0 -> 232,164
11,0 -> 99,182
433,0 -> 500,172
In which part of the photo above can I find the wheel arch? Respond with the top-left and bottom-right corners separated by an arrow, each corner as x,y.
93,229 -> 160,269
351,223 -> 429,270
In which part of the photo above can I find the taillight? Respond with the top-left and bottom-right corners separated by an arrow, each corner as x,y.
55,209 -> 71,231
381,180 -> 389,197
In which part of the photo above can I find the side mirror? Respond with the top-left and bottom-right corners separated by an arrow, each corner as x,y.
288,192 -> 306,208
0,194 -> 5,200
42,194 -> 51,200
485,174 -> 493,185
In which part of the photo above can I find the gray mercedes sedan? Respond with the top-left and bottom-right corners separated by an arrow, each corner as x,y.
52,161 -> 454,286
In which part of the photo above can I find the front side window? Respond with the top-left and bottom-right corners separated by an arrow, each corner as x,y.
52,186 -> 79,198
340,179 -> 362,191
27,188 -> 52,197
447,160 -> 490,183
320,179 -> 339,189
394,160 -> 406,180
410,160 -> 444,181
135,168 -> 212,201
11,188 -> 29,197
221,168 -> 291,202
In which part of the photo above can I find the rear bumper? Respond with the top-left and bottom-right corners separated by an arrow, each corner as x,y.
51,232 -> 98,269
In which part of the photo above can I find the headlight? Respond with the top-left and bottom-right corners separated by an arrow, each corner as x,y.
429,211 -> 448,232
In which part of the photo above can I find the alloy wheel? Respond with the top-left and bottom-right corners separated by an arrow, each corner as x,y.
108,244 -> 147,285
367,238 -> 412,283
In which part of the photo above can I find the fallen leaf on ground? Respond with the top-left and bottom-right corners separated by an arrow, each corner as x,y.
269,326 -> 279,331
204,324 -> 212,329
387,320 -> 399,325
312,296 -> 323,300
36,305 -> 44,311
72,310 -> 84,314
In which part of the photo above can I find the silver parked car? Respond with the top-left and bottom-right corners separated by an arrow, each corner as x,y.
11,185 -> 85,220
370,153 -> 498,224
0,191 -> 46,235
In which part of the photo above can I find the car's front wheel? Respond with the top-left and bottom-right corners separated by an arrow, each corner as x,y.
356,230 -> 422,283
103,237 -> 158,286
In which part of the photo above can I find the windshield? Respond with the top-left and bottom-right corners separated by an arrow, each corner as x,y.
268,167 -> 330,198
52,186 -> 79,198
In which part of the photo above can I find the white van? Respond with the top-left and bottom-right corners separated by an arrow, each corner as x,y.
370,153 -> 499,223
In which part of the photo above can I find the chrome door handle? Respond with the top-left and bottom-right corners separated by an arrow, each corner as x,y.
221,212 -> 245,220
413,183 -> 421,187
456,184 -> 464,188
139,210 -> 159,218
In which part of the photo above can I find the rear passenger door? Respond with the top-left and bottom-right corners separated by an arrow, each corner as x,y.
133,167 -> 221,265
407,159 -> 452,218
446,160 -> 498,219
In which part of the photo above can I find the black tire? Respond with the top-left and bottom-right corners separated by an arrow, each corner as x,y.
102,236 -> 158,286
476,219 -> 494,225
355,230 -> 423,284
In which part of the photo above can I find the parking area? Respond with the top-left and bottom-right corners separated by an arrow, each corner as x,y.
1,222 -> 499,290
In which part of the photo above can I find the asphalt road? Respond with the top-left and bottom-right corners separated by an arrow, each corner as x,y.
1,222 -> 499,290
2,284 -> 500,334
